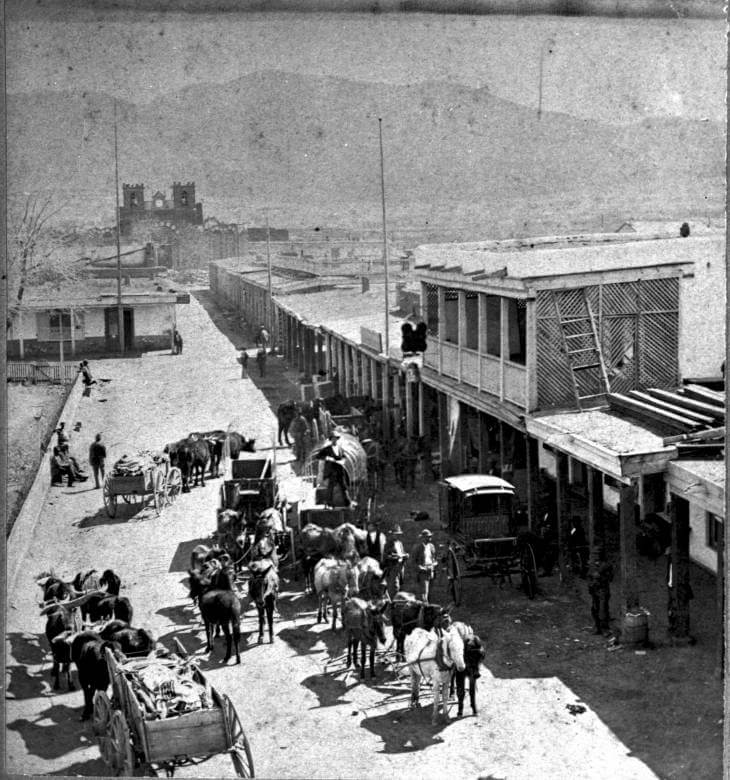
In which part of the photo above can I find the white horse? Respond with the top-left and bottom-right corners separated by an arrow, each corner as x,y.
404,626 -> 465,724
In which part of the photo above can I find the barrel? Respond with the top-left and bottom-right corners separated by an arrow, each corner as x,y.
623,610 -> 649,645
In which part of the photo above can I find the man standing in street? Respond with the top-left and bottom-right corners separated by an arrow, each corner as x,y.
88,433 -> 107,489
383,525 -> 408,597
238,348 -> 249,378
412,528 -> 437,603
256,348 -> 267,377
365,520 -> 386,565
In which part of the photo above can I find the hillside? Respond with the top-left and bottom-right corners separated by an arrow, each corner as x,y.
6,71 -> 724,230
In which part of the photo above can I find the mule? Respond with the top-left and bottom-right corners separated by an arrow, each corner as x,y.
448,621 -> 486,717
404,626 -> 465,724
344,597 -> 388,679
391,592 -> 448,661
354,556 -> 388,600
314,557 -> 356,630
248,559 -> 279,643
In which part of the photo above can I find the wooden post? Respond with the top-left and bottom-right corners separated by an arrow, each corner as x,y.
669,495 -> 692,639
371,358 -> 378,401
525,434 -> 534,529
381,362 -> 390,440
587,466 -> 604,556
479,413 -> 489,473
498,420 -> 505,476
405,374 -> 414,438
170,304 -> 176,353
716,524 -> 724,677
417,380 -> 424,437
620,481 -> 639,611
393,368 -> 401,435
555,451 -> 570,581
69,308 -> 76,357
344,344 -> 352,396
500,297 -> 508,401
18,309 -> 24,359
438,391 -> 448,478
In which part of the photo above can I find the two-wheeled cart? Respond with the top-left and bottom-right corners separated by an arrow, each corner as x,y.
103,455 -> 182,518
93,639 -> 254,777
439,475 -> 538,605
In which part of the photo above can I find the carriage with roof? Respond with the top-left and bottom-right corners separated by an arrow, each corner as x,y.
439,474 -> 538,605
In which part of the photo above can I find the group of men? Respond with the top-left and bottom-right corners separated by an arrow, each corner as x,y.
364,521 -> 439,602
50,422 -> 107,490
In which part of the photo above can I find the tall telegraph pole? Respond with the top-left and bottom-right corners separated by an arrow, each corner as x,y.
113,99 -> 125,353
378,118 -> 389,358
265,210 -> 273,336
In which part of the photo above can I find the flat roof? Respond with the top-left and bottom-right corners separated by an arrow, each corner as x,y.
526,409 -> 677,480
414,232 -> 723,284
668,459 -> 725,489
443,475 -> 516,494
274,284 -> 408,357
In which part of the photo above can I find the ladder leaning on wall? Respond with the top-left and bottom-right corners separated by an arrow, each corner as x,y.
551,289 -> 612,410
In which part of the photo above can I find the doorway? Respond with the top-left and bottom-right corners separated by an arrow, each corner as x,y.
105,307 -> 135,352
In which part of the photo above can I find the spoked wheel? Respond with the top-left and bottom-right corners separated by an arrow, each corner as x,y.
447,547 -> 463,606
103,478 -> 117,518
153,470 -> 166,514
166,467 -> 182,506
92,690 -> 112,737
520,542 -> 538,600
107,710 -> 135,776
221,693 -> 255,777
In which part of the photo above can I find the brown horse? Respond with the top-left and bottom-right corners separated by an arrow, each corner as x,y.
248,559 -> 279,643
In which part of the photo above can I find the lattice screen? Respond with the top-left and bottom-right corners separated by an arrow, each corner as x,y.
424,283 -> 439,337
536,278 -> 679,410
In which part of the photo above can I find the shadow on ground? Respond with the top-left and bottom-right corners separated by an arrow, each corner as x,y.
360,705 -> 452,753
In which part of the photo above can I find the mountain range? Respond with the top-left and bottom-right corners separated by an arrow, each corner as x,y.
6,70 -> 724,233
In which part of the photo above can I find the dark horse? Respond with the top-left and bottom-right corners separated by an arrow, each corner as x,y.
190,564 -> 242,663
248,559 -> 279,644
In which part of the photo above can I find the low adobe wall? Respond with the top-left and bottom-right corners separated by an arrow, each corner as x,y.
7,375 -> 84,590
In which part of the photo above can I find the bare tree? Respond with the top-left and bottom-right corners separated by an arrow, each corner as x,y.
7,193 -> 84,328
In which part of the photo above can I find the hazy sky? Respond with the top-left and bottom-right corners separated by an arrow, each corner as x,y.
5,11 -> 726,125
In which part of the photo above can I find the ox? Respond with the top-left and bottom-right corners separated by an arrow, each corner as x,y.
69,631 -> 125,720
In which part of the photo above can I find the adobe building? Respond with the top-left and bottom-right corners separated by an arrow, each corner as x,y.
119,182 -> 203,237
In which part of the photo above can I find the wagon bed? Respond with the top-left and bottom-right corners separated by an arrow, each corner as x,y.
94,640 -> 253,777
103,455 -> 181,518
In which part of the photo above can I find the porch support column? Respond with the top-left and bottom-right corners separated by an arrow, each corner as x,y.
716,524 -> 724,678
668,496 -> 693,641
405,373 -> 414,438
393,368 -> 402,436
371,358 -> 379,401
18,309 -> 24,359
587,466 -> 604,556
381,362 -> 390,440
417,380 -> 424,438
555,450 -> 570,582
69,307 -> 76,356
344,344 -> 352,397
525,435 -> 535,529
620,480 -> 639,611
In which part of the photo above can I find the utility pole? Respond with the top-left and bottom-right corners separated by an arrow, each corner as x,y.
113,99 -> 125,353
537,38 -> 555,120
378,118 -> 390,360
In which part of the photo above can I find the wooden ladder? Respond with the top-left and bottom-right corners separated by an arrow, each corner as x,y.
552,289 -> 611,409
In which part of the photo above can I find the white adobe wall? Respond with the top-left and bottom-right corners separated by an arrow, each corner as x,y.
134,304 -> 175,335
679,235 -> 726,378
84,308 -> 106,337
688,502 -> 719,573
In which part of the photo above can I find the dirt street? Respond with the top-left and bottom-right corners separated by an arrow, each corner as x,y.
7,294 -> 659,779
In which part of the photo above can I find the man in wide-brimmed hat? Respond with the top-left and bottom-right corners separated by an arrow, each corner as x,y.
411,528 -> 437,603
316,429 -> 350,507
383,524 -> 409,598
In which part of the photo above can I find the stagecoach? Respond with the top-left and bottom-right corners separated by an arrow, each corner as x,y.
93,638 -> 253,777
439,475 -> 538,605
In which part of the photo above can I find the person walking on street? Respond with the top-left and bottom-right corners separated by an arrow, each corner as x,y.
238,348 -> 249,378
173,330 -> 183,355
256,348 -> 267,377
88,433 -> 107,489
365,521 -> 386,565
290,410 -> 309,465
384,525 -> 408,597
412,528 -> 437,603
79,361 -> 96,387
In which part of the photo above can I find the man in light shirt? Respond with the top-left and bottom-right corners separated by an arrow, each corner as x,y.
383,525 -> 408,597
412,528 -> 437,603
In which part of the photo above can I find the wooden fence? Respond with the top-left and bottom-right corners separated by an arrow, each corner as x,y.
7,361 -> 78,384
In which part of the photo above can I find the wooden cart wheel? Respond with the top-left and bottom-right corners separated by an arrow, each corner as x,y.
166,467 -> 182,505
520,542 -> 538,600
447,547 -> 462,607
153,470 -> 166,514
221,693 -> 255,778
107,710 -> 135,777
103,477 -> 117,518
92,690 -> 112,737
